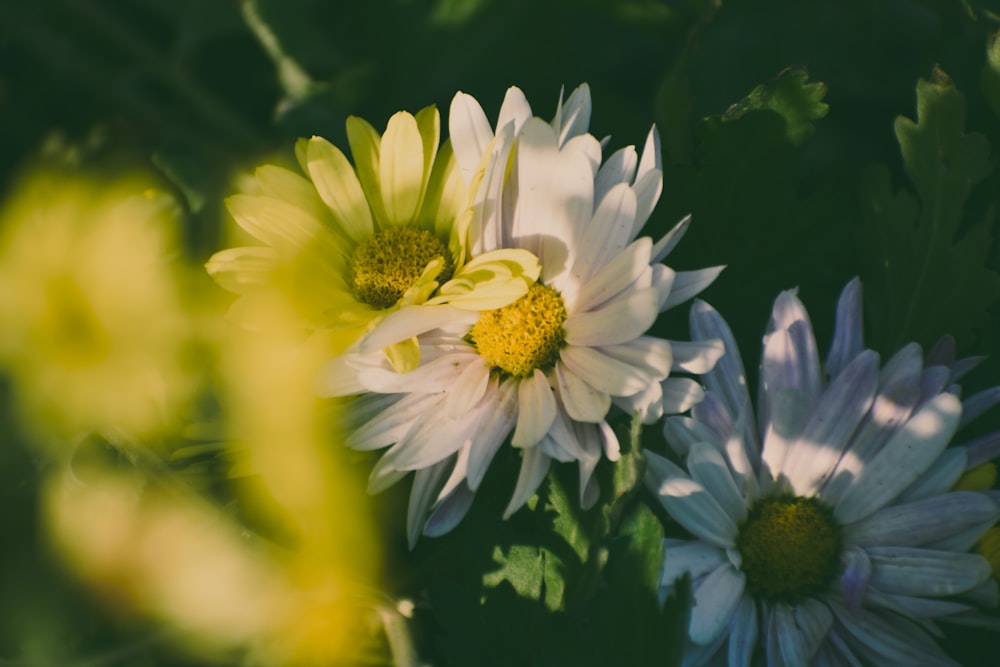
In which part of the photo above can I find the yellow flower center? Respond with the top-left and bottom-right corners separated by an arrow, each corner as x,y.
736,495 -> 842,603
349,227 -> 452,309
469,283 -> 567,379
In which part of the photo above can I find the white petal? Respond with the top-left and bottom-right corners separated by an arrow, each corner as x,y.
555,362 -> 611,422
563,288 -> 658,347
687,442 -> 748,524
632,126 -> 663,233
727,595 -> 758,667
649,453 -> 738,548
358,305 -> 476,352
690,300 -> 753,429
467,125 -> 515,255
830,602 -> 955,666
780,350 -> 879,496
869,590 -> 974,619
839,547 -> 872,613
662,415 -> 723,458
660,539 -> 726,587
560,344 -> 654,396
503,445 -> 551,518
424,482 -> 476,538
354,351 -> 480,394
689,565 -> 745,645
961,385 -> 1000,427
723,408 -> 759,502
598,336 -> 673,380
844,492 -> 1000,547
318,353 -> 366,397
346,392 -> 440,451
691,392 -> 734,442
612,380 -> 664,424
553,83 -> 591,145
445,358 -> 491,418
381,409 -> 476,471
825,278 -> 865,380
562,133 -> 603,176
820,371 -> 921,506
775,600 -> 832,666
449,92 -> 494,183
896,447 -> 968,503
759,387 -> 813,490
511,118 -> 593,284
572,237 -> 652,312
834,393 -> 962,523
661,377 -> 705,414
407,459 -> 451,548
670,339 -> 725,374
541,406 -> 587,463
367,457 -> 408,494
867,546 -> 991,597
651,213 -> 691,263
495,86 -> 532,136
466,379 -> 518,489
594,145 -> 638,204
511,370 -> 557,447
596,419 -> 620,461
573,182 -> 638,280
661,266 -> 724,311
759,326 -> 818,434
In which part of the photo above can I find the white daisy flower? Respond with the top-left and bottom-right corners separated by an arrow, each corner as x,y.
648,278 -> 1000,666
321,86 -> 723,546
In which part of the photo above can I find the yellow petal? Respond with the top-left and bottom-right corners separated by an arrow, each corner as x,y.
414,105 -> 440,210
397,257 -> 445,308
255,165 -> 331,223
205,246 -> 279,294
306,136 -> 374,243
379,111 -> 426,225
433,248 -> 541,310
226,194 -> 336,257
384,337 -> 421,373
294,137 -> 310,173
418,139 -> 467,241
346,115 -> 388,226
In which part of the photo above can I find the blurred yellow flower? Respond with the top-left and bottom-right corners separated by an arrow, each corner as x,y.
0,172 -> 193,442
43,299 -> 413,665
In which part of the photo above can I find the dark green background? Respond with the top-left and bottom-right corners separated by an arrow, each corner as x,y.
2,1 -> 1000,665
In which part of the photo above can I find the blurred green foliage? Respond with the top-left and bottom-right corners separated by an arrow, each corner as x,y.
3,0 -> 1000,665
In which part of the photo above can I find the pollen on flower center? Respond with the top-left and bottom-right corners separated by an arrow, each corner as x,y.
349,227 -> 452,309
736,495 -> 843,603
470,283 -> 567,379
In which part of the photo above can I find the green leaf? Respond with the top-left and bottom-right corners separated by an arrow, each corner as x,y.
860,69 -> 1000,350
722,67 -> 829,146
650,69 -> 851,364
591,501 -> 678,667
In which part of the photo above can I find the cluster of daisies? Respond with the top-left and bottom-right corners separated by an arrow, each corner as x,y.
207,85 -> 1000,665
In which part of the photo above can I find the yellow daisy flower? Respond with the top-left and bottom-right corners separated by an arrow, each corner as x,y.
206,105 -> 540,371
0,172 -> 192,441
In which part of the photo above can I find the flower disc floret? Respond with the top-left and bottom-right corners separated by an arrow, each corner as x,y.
736,495 -> 842,603
349,227 -> 452,309
470,283 -> 566,379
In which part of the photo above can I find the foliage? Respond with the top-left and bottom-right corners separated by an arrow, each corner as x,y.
3,1 -> 1000,665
